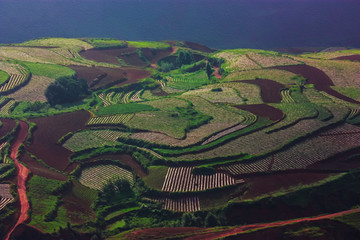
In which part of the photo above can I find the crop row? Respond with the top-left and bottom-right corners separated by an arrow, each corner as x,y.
281,89 -> 295,103
98,93 -> 111,106
91,129 -> 129,142
349,107 -> 360,119
218,156 -> 272,175
0,74 -> 26,93
0,197 -> 13,211
130,90 -> 142,102
87,114 -> 134,125
219,123 -> 360,175
0,100 -> 15,115
157,80 -> 166,88
79,164 -> 134,191
201,124 -> 248,145
162,167 -> 237,192
163,196 -> 200,212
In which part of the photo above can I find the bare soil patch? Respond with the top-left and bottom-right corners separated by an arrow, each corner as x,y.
234,104 -> 284,121
26,111 -> 90,171
242,171 -> 332,200
0,119 -> 16,138
309,148 -> 360,171
89,154 -> 147,177
333,55 -> 360,62
79,47 -> 138,65
274,65 -> 360,104
20,153 -> 67,181
238,79 -> 285,103
151,87 -> 169,97
69,65 -> 150,90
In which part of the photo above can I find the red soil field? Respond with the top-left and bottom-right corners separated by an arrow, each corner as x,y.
0,118 -> 16,139
26,111 -> 90,171
5,121 -> 30,240
89,154 -> 147,177
151,87 -> 169,97
20,153 -> 67,181
141,47 -> 174,64
239,79 -> 285,103
184,41 -> 214,53
79,47 -> 139,65
332,55 -> 360,62
69,65 -> 150,90
62,191 -> 95,225
309,148 -> 360,171
213,66 -> 222,79
234,104 -> 284,121
274,65 -> 360,104
241,171 -> 332,200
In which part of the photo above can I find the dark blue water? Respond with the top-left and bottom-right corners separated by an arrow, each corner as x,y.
0,0 -> 359,49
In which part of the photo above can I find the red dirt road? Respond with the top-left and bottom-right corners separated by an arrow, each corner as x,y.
5,121 -> 30,240
185,208 -> 360,240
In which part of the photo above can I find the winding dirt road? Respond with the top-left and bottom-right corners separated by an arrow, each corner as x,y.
185,208 -> 360,239
5,121 -> 29,240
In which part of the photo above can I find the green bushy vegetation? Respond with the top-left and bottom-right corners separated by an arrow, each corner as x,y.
45,76 -> 89,105
84,38 -> 127,49
127,41 -> 170,49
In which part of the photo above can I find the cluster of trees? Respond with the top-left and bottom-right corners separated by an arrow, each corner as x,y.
158,50 -> 196,72
182,211 -> 225,227
45,76 -> 89,105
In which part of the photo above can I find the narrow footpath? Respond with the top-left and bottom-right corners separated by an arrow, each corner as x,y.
5,121 -> 29,240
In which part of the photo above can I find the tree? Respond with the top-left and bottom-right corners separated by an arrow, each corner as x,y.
45,76 -> 89,105
206,61 -> 214,80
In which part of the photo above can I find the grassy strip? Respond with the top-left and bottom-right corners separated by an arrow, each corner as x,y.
83,38 -> 127,49
20,61 -> 75,79
0,70 -> 10,85
127,41 -> 170,49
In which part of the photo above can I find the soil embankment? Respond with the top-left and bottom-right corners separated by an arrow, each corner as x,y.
274,65 -> 360,104
5,121 -> 29,240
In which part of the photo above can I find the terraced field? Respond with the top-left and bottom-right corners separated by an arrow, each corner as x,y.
0,184 -> 14,211
162,167 -> 241,192
79,164 -> 134,191
87,114 -> 134,126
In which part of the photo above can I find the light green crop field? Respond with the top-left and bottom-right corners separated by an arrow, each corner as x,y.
0,70 -> 9,85
127,41 -> 170,49
22,61 -> 75,79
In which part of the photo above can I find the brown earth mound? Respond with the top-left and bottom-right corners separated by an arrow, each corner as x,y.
184,41 -> 214,53
234,104 -> 284,121
69,65 -> 150,90
89,154 -> 147,177
332,55 -> 360,62
238,79 -> 285,103
20,153 -> 67,181
274,65 -> 360,104
26,111 -> 90,171
0,119 -> 16,139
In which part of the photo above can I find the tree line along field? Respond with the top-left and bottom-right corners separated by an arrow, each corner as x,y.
1,38 -> 360,240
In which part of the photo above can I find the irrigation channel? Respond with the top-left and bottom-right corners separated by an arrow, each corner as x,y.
5,121 -> 29,240
186,208 -> 360,240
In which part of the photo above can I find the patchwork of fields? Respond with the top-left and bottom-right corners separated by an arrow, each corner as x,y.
1,38 -> 360,240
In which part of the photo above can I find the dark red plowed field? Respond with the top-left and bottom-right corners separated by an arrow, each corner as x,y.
89,154 -> 147,177
79,47 -> 140,65
242,171 -> 332,200
333,55 -> 360,62
239,79 -> 285,103
274,65 -> 360,104
69,65 -> 150,90
20,153 -> 67,181
309,148 -> 360,171
234,104 -> 284,121
26,111 -> 90,171
141,48 -> 173,64
0,119 -> 16,139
